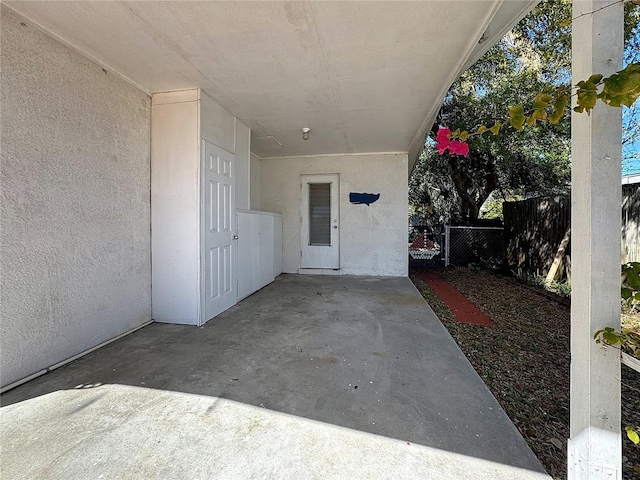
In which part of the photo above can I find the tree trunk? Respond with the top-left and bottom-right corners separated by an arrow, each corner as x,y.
448,154 -> 499,221
448,156 -> 479,220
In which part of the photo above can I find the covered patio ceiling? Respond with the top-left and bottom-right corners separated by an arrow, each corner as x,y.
4,1 -> 536,165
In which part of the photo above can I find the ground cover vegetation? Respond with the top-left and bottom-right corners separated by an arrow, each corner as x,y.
410,268 -> 640,479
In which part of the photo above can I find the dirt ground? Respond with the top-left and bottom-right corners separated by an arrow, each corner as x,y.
410,267 -> 640,480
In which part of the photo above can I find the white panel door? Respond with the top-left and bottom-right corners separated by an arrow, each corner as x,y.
202,140 -> 236,323
301,174 -> 340,269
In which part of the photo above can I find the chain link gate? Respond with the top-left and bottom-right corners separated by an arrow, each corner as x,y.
446,225 -> 505,268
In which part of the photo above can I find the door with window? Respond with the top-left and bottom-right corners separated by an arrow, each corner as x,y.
301,174 -> 340,269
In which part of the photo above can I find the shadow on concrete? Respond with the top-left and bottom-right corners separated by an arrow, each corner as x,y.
1,275 -> 548,478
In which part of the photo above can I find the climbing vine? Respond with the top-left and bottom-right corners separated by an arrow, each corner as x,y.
435,62 -> 640,157
593,262 -> 640,360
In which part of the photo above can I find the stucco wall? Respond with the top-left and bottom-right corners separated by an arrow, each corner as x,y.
250,154 -> 262,211
1,12 -> 152,387
260,154 -> 408,277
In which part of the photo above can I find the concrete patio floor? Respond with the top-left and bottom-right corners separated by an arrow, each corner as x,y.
1,274 -> 550,479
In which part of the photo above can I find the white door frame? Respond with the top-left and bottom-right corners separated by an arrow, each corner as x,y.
301,173 -> 340,269
200,140 -> 237,325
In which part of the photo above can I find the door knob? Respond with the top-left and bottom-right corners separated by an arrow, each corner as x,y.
233,235 -> 239,240
333,226 -> 338,229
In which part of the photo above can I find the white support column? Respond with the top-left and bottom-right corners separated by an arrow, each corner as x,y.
568,1 -> 622,478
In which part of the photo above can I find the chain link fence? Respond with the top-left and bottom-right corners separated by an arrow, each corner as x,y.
447,225 -> 505,269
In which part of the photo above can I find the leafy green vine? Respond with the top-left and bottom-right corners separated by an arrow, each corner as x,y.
435,62 -> 640,156
594,262 -> 640,450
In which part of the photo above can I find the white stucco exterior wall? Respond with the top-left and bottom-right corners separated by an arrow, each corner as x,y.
1,12 -> 151,387
260,153 -> 408,277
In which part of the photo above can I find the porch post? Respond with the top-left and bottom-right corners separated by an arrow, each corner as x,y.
568,0 -> 622,478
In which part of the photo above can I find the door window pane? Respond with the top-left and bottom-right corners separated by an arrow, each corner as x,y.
309,183 -> 331,245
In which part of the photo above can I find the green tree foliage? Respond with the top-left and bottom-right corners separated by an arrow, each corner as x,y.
622,261 -> 640,311
411,1 -> 571,222
482,193 -> 523,220
410,0 -> 640,222
623,1 -> 640,170
409,147 -> 461,224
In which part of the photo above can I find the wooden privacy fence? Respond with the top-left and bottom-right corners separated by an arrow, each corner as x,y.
623,184 -> 640,264
504,186 -> 640,281
504,196 -> 571,279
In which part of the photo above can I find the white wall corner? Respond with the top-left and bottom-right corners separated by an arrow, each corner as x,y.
235,119 -> 251,211
250,153 -> 262,211
151,90 -> 201,325
151,88 -> 200,106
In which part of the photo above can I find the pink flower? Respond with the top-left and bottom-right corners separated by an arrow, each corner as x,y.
436,128 -> 451,144
435,127 -> 451,154
434,127 -> 469,157
449,140 -> 469,157
436,140 -> 449,155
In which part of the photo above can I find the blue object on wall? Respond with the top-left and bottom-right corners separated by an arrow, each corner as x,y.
349,193 -> 380,205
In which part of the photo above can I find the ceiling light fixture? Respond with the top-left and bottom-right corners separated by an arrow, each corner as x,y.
302,127 -> 310,140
